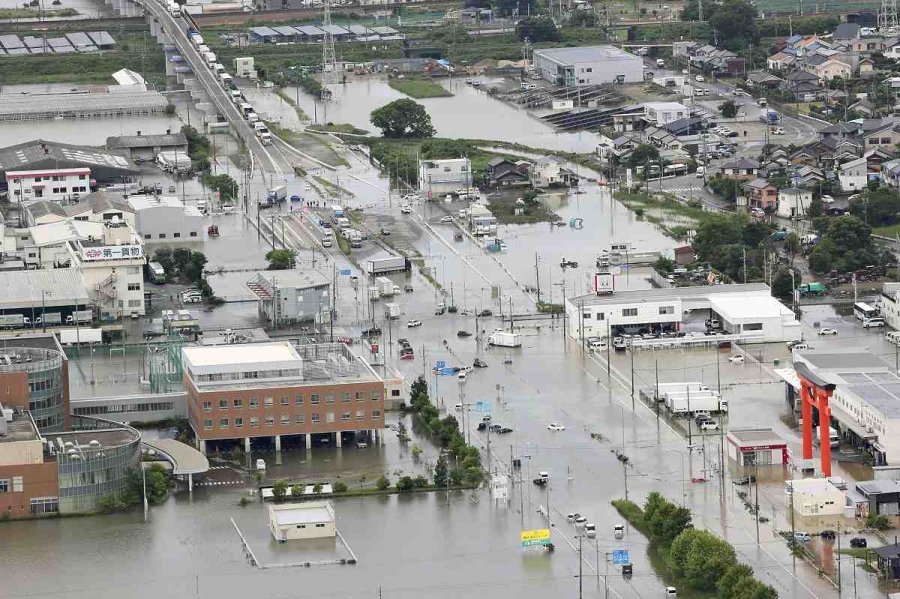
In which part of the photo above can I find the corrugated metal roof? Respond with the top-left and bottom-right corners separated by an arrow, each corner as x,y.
65,32 -> 93,48
249,26 -> 279,38
320,24 -> 349,35
294,25 -> 324,36
0,35 -> 23,50
0,269 -> 90,309
271,26 -> 297,37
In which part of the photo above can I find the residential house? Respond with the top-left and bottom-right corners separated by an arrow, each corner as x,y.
792,165 -> 826,187
744,178 -> 777,210
484,157 -> 530,188
719,158 -> 759,180
862,121 -> 900,151
531,156 -> 574,189
858,57 -> 875,77
885,44 -> 900,61
783,70 -> 823,101
850,37 -> 885,54
747,71 -> 785,89
25,201 -> 68,226
808,56 -> 853,80
643,102 -> 689,127
865,147 -> 892,172
849,98 -> 876,117
839,156 -> 868,192
662,116 -> 704,136
778,187 -> 813,219
596,134 -> 638,161
767,52 -> 794,71
884,158 -> 900,187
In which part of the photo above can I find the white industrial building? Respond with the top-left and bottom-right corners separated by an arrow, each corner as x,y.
246,270 -> 331,326
67,192 -> 135,226
6,167 -> 91,205
533,45 -> 643,87
418,158 -> 472,197
786,478 -> 847,518
564,282 -> 801,343
783,350 -> 900,469
643,102 -> 689,127
268,501 -> 335,541
879,282 -> 900,330
127,195 -> 204,243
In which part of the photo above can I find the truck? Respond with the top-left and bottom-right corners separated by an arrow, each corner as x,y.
35,312 -> 62,326
203,51 -> 216,66
148,261 -> 166,283
384,302 -> 400,320
59,328 -> 102,346
331,205 -> 345,219
65,310 -> 94,325
376,277 -> 395,297
653,382 -> 711,401
798,282 -> 826,297
488,329 -> 522,348
265,185 -> 287,204
189,34 -> 204,46
367,286 -> 381,301
365,255 -> 410,276
0,314 -> 27,329
814,426 -> 840,449
666,394 -> 728,415
166,0 -> 181,16
219,72 -> 233,89
759,108 -> 779,124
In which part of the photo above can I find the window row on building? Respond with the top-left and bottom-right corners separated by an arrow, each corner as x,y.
202,409 -> 382,430
201,391 -> 381,411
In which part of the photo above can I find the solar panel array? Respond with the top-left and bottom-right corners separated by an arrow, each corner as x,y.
841,370 -> 900,417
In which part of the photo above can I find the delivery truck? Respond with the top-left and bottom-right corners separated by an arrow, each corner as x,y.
376,277 -> 395,297
35,313 -> 62,326
666,394 -> 728,415
365,255 -> 410,275
65,310 -> 94,325
0,314 -> 28,329
488,329 -> 522,348
265,185 -> 287,204
384,302 -> 400,320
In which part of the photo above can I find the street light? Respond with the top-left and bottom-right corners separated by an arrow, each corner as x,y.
41,290 -> 51,333
666,448 -> 687,507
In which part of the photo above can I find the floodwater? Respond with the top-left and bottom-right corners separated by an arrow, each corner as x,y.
286,76 -> 603,153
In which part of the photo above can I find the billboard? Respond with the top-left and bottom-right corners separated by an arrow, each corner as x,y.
520,529 -> 551,546
594,272 -> 615,295
81,244 -> 143,261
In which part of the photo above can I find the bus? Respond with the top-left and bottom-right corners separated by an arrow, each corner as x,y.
854,302 -> 878,321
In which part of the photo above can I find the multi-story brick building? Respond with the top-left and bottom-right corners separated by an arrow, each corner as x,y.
182,341 -> 387,453
0,409 -> 59,519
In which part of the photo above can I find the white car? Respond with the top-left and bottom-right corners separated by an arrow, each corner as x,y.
548,423 -> 566,431
695,74 -> 704,82
728,354 -> 745,364
820,195 -> 835,204
400,204 -> 412,214
406,319 -> 422,328
588,339 -> 607,349
700,421 -> 720,431
440,216 -> 453,223
818,328 -> 839,336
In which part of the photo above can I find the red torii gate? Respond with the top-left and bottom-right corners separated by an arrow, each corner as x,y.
795,362 -> 837,477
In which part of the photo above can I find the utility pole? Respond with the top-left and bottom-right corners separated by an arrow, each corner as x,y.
534,253 -> 541,304
578,532 -> 584,599
630,347 -> 635,411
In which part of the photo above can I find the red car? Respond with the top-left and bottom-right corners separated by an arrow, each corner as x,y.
400,352 -> 414,360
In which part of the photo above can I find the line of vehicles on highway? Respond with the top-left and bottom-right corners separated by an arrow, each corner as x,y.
185,26 -> 273,146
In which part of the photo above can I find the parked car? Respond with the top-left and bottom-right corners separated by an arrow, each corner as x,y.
794,532 -> 812,542
820,195 -> 835,204
588,338 -> 607,349
407,319 -> 422,328
694,74 -> 704,82
497,427 -> 513,434
850,537 -> 867,548
820,529 -> 836,540
733,476 -> 756,485
548,423 -> 566,431
457,330 -> 472,338
478,309 -> 493,317
818,328 -> 838,336
566,513 -> 581,523
440,216 -> 453,223
477,421 -> 487,431
728,354 -> 745,364
473,358 -> 488,368
700,421 -> 720,431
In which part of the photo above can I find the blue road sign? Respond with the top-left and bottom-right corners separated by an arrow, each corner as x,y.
436,360 -> 446,369
473,401 -> 492,413
439,367 -> 456,376
612,550 -> 630,565
340,269 -> 351,276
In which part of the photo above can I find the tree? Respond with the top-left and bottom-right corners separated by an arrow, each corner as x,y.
717,563 -> 755,598
626,144 -> 661,170
670,528 -> 737,590
265,249 -> 296,270
809,216 -> 880,273
370,99 -> 436,138
376,475 -> 391,490
646,501 -> 692,545
742,220 -> 772,248
395,476 -> 415,491
719,100 -> 738,118
272,479 -> 288,501
203,173 -> 238,203
122,463 -> 171,507
851,187 -> 900,227
867,513 -> 892,530
692,213 -> 744,262
514,16 -> 560,42
433,453 -> 449,487
312,482 -> 322,494
153,247 -> 174,277
807,197 -> 824,218
290,483 -> 305,497
681,0 -> 717,20
771,268 -> 795,298
708,0 -> 759,50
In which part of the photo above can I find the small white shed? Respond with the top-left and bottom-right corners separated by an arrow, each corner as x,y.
268,501 -> 336,542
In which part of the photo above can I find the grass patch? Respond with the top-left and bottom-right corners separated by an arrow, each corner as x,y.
308,123 -> 369,135
313,175 -> 353,198
388,77 -> 453,98
837,547 -> 871,559
487,191 -> 560,224
0,28 -> 165,87
614,190 -> 708,240
275,87 -> 308,120
874,223 -> 900,237
0,7 -> 77,17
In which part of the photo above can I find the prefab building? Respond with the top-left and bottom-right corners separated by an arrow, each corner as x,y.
533,45 -> 643,87
726,427 -> 789,466
268,501 -> 336,541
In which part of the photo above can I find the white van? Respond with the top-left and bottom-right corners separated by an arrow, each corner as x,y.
863,317 -> 885,329
614,524 -> 625,539
656,58 -> 665,67
585,523 -> 596,538
886,331 -> 900,345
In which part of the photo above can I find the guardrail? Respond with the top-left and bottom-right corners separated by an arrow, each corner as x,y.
630,332 -> 755,350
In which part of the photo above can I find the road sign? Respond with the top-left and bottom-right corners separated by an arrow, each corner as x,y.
436,360 -> 445,369
439,368 -> 456,376
520,529 -> 551,547
612,549 -> 630,565
340,269 -> 351,276
473,401 -> 492,413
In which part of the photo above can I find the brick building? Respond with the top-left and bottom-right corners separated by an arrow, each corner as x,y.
182,341 -> 387,453
0,409 -> 59,519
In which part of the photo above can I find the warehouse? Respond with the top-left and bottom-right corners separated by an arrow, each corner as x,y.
246,270 -> 331,325
0,269 -> 90,321
127,195 -> 204,244
0,140 -> 138,184
106,132 -> 188,160
533,45 -> 643,87
564,282 -> 801,344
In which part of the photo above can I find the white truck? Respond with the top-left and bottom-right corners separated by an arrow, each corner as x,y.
814,426 -> 840,449
203,51 -> 217,66
59,328 -> 102,346
666,394 -> 728,415
167,0 -> 181,16
367,286 -> 381,301
66,310 -> 94,325
488,329 -> 522,348
654,382 -> 711,401
0,314 -> 28,329
189,34 -> 204,46
365,255 -> 410,275
384,302 -> 400,320
376,277 -> 395,297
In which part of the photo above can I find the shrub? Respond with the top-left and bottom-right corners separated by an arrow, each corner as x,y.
272,480 -> 288,501
376,475 -> 390,491
395,476 -> 415,492
867,514 -> 892,530
333,482 -> 348,493
290,484 -> 305,498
